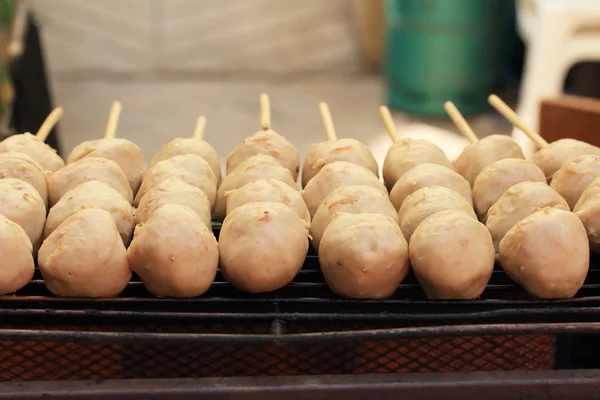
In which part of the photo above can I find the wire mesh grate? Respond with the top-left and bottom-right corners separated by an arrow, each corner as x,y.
0,322 -> 556,381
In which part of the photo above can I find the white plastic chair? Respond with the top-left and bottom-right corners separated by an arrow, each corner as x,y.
514,0 -> 600,156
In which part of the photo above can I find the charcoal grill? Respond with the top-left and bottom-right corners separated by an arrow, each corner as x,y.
0,222 -> 598,382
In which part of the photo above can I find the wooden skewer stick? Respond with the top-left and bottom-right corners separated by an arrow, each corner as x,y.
193,116 -> 207,140
444,101 -> 479,144
319,102 -> 337,141
379,105 -> 400,143
104,101 -> 122,139
488,94 -> 548,149
36,106 -> 64,142
260,93 -> 271,131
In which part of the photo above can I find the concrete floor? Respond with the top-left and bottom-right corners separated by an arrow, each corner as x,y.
52,75 -> 513,174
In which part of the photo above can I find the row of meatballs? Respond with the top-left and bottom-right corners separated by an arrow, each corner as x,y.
0,95 -> 599,301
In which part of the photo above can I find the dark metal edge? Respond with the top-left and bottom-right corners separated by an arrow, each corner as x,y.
0,322 -> 597,345
2,370 -> 600,400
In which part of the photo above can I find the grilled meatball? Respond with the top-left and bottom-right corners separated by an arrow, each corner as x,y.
67,138 -> 145,193
409,210 -> 495,299
302,138 -> 378,187
499,207 -> 589,299
128,204 -> 218,298
38,208 -> 131,298
219,202 -> 309,293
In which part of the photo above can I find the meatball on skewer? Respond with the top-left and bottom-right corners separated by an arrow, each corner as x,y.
0,107 -> 65,172
488,94 -> 600,182
67,101 -> 145,193
380,105 -> 454,191
301,102 -> 378,187
148,115 -> 221,183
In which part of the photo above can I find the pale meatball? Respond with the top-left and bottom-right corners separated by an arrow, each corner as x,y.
47,157 -> 133,206
214,154 -> 296,220
148,138 -> 221,182
499,207 -> 589,299
134,154 -> 217,208
574,177 -> 600,253
409,210 -> 495,299
136,177 -> 211,228
301,138 -> 379,187
454,134 -> 525,186
472,159 -> 546,221
319,212 -> 409,299
531,138 -> 600,182
398,186 -> 477,242
550,154 -> 600,209
0,178 -> 46,248
45,181 -> 134,245
389,163 -> 472,211
225,178 -> 309,223
128,204 -> 218,298
226,129 -> 300,181
311,185 -> 398,253
38,208 -> 131,298
0,152 -> 48,207
219,202 -> 310,293
67,138 -> 145,193
0,132 -> 65,172
302,161 -> 387,217
487,181 -> 569,252
0,214 -> 34,295
382,138 -> 454,191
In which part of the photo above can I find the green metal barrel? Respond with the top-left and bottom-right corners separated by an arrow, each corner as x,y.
385,0 -> 506,116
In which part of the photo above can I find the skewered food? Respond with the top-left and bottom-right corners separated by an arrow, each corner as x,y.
550,154 -> 600,209
128,204 -> 218,298
44,181 -> 134,245
398,186 -> 476,242
454,135 -> 525,186
0,107 -> 65,172
445,101 -> 526,187
214,154 -> 296,220
488,94 -> 600,181
226,94 -> 300,181
574,177 -> 600,253
499,207 -> 589,299
219,202 -> 310,293
134,154 -> 217,208
302,161 -> 386,217
0,152 -> 48,207
472,158 -> 546,221
382,138 -> 454,192
47,157 -> 133,206
380,106 -> 454,191
486,181 -> 569,252
302,139 -> 378,188
225,178 -> 310,223
301,103 -> 378,187
135,177 -> 211,228
310,185 -> 397,253
67,101 -> 145,192
409,209 -> 495,299
0,178 -> 45,248
533,139 -> 600,182
0,214 -> 34,295
319,212 -> 409,299
148,116 -> 221,182
389,163 -> 472,211
38,208 -> 131,298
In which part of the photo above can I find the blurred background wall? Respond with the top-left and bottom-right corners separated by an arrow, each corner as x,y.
30,0 -> 365,77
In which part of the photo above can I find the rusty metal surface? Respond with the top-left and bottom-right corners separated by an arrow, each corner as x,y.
1,370 -> 600,400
